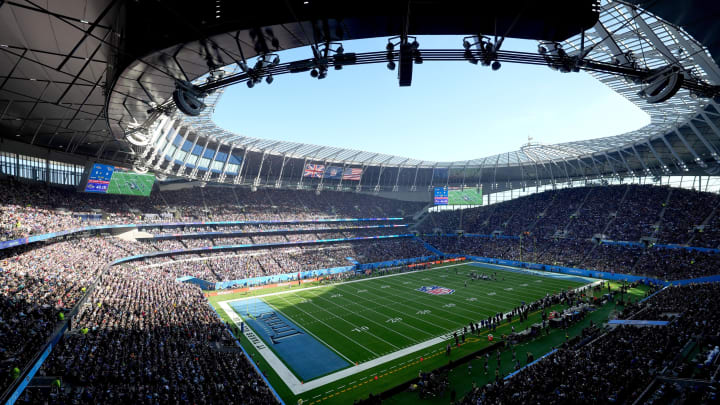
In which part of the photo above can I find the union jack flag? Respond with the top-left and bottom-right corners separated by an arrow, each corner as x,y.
342,167 -> 362,181
303,164 -> 325,178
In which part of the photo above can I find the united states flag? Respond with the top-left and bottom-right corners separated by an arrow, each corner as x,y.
303,164 -> 325,178
342,167 -> 362,181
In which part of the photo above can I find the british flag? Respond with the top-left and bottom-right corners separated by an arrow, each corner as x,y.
416,285 -> 455,295
303,164 -> 325,178
342,167 -> 363,181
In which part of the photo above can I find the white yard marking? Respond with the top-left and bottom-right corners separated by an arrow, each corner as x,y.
357,289 -> 367,293
443,303 -> 456,308
381,285 -> 391,289
272,294 -> 379,357
488,292 -> 497,296
467,297 -> 477,302
504,288 -> 514,291
416,310 -> 431,315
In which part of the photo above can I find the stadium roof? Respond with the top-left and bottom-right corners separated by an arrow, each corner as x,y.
153,0 -> 720,170
1,0 -> 720,185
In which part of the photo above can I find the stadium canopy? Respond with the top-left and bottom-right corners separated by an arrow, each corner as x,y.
1,0 -> 720,190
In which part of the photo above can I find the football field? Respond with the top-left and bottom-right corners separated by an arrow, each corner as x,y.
217,262 -> 593,402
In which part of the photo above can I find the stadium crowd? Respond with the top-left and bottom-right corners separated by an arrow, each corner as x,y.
421,184 -> 720,247
427,236 -> 720,279
462,283 -> 720,404
0,238 -> 143,394
0,178 -> 425,241
3,177 -> 720,404
18,264 -> 276,404
142,238 -> 433,282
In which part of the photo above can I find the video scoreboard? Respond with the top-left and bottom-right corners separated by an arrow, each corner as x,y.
83,163 -> 155,197
433,186 -> 483,206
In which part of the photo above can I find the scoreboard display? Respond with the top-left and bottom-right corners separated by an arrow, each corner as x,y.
85,163 -> 115,193
83,163 -> 155,197
433,187 -> 449,205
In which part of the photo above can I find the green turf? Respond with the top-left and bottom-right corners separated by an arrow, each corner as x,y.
106,171 -> 155,196
214,263 -> 593,404
260,265 -> 585,364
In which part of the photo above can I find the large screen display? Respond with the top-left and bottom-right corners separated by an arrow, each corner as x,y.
433,187 -> 449,205
433,187 -> 483,206
84,163 -> 155,197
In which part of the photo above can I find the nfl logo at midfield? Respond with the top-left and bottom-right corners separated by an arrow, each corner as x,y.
416,285 -> 455,295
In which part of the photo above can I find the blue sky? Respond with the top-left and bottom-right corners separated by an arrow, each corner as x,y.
213,36 -> 650,162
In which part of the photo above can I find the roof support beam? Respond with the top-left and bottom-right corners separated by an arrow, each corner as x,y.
56,0 -> 119,72
630,6 -> 679,65
204,142 -> 222,181
175,134 -> 198,175
673,128 -> 705,168
686,120 -> 720,163
190,138 -> 211,178
616,149 -> 635,177
659,135 -> 689,172
630,145 -> 652,176
646,140 -> 670,174
699,111 -> 720,142
602,152 -> 620,179
665,25 -> 720,85
0,48 -> 27,91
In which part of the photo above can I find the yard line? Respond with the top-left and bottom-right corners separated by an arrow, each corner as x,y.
263,295 -> 371,361
271,293 -> 382,357
444,268 -> 575,297
351,270 -> 518,322
330,286 -> 444,337
417,269 -> 583,306
334,285 -> 469,331
221,262 -> 473,306
377,274 -> 509,317
292,293 -> 402,351
306,289 -> 424,344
